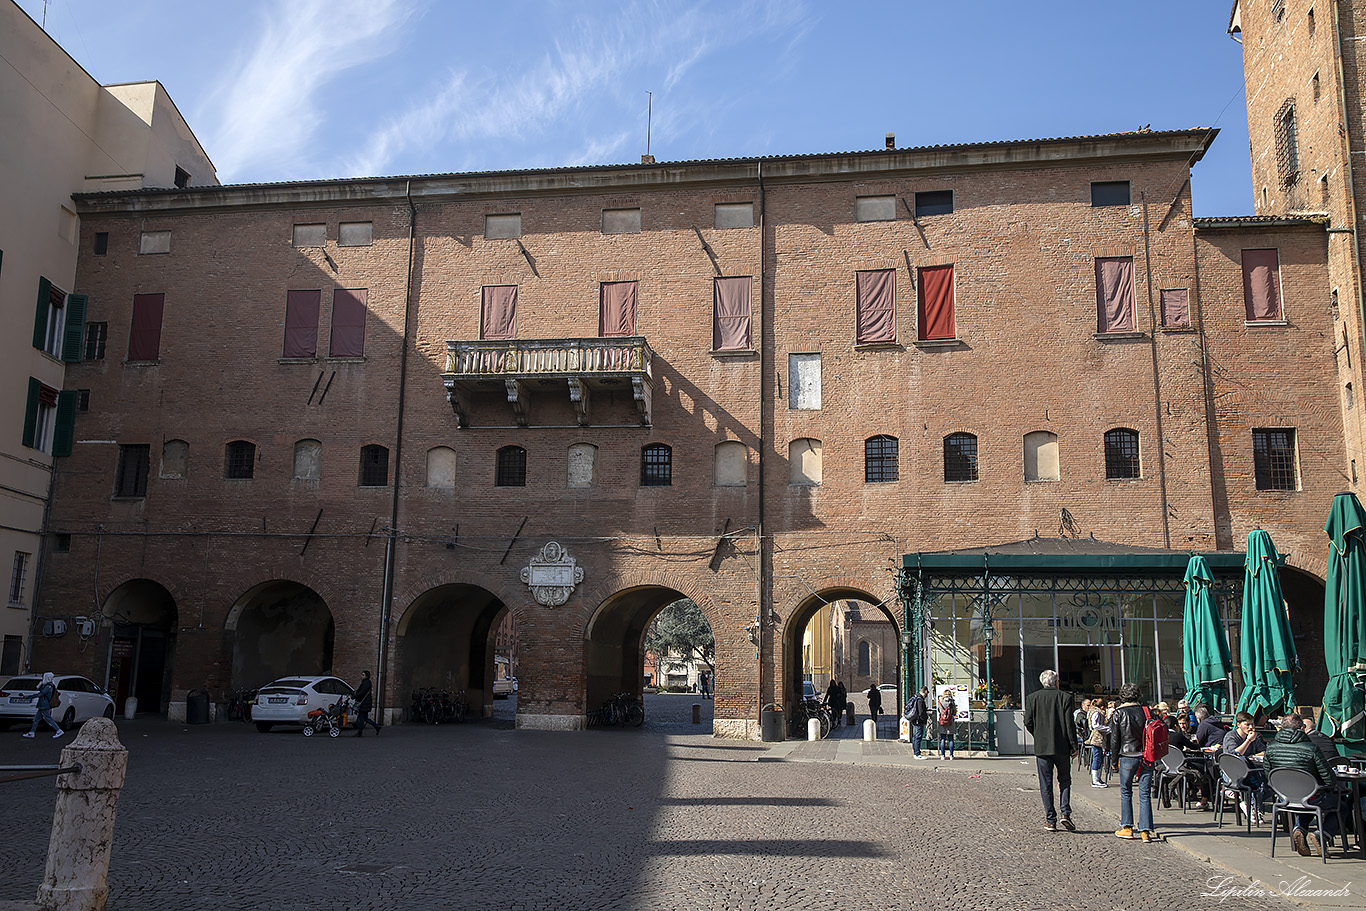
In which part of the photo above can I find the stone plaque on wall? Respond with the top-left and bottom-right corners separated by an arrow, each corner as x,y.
521,542 -> 584,606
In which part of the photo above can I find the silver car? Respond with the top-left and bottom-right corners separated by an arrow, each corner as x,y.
251,676 -> 354,733
0,674 -> 116,731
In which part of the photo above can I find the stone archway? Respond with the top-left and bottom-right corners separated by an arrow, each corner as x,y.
1280,564 -> 1328,704
100,579 -> 178,716
395,583 -> 505,721
228,580 -> 334,689
781,587 -> 902,714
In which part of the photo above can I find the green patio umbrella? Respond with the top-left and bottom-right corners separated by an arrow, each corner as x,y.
1235,529 -> 1299,717
1182,554 -> 1233,711
1320,491 -> 1366,753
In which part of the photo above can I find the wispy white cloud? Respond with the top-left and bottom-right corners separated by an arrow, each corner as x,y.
199,0 -> 415,181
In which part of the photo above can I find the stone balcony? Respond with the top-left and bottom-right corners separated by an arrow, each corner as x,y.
442,337 -> 654,428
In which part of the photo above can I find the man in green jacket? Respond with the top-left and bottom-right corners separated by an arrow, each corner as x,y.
1264,712 -> 1343,856
1024,669 -> 1078,833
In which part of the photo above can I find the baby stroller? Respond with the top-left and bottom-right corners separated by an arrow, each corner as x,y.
303,697 -> 352,737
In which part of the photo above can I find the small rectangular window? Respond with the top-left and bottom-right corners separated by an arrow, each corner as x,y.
599,281 -> 637,337
128,293 -> 165,361
914,191 -> 953,217
481,286 -> 518,340
855,269 -> 896,343
174,166 -> 191,188
713,203 -> 754,229
329,289 -> 367,357
1253,428 -> 1298,490
917,265 -> 955,340
1242,249 -> 1283,321
22,378 -> 59,452
52,534 -> 71,553
855,195 -> 896,222
601,208 -> 641,234
139,230 -> 171,254
36,281 -> 66,357
75,389 -> 90,413
8,552 -> 29,605
789,354 -> 821,410
1095,257 -> 1136,333
114,444 -> 150,498
359,445 -> 389,487
85,322 -> 108,360
1090,181 -> 1131,207
712,277 -> 752,351
338,222 -> 373,246
292,224 -> 326,247
484,214 -> 522,239
1160,289 -> 1190,329
283,290 -> 321,358
93,232 -> 109,255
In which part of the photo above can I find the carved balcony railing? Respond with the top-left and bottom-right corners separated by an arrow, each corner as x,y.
441,337 -> 654,428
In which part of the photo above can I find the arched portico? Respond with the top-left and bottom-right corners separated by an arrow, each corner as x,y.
100,578 -> 178,716
227,580 -> 334,689
395,583 -> 506,720
781,586 -> 901,711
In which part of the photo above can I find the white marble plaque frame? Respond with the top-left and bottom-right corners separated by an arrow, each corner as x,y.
521,541 -> 584,606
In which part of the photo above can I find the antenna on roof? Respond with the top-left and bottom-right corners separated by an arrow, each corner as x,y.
642,92 -> 655,165
42,0 -> 49,27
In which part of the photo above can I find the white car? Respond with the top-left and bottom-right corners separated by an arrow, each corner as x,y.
878,683 -> 899,702
251,676 -> 354,733
493,676 -> 518,698
0,674 -> 116,731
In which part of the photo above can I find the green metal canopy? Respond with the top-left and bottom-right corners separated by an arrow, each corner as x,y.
1320,492 -> 1366,752
1236,530 -> 1299,717
1182,554 -> 1233,711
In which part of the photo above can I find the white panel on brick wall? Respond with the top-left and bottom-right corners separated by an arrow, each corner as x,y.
567,443 -> 597,488
1024,431 -> 1059,482
339,222 -> 373,246
601,208 -> 641,234
855,195 -> 896,222
485,213 -> 522,239
139,230 -> 171,254
293,439 -> 322,481
789,354 -> 821,410
713,203 -> 754,229
426,447 -> 456,488
291,224 -> 325,247
713,441 -> 747,486
789,438 -> 822,485
160,440 -> 188,479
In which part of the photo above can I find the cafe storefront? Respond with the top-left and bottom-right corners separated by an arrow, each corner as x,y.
898,539 -> 1246,755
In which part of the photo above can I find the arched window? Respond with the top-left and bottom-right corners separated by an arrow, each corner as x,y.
944,432 -> 978,482
567,443 -> 597,488
857,640 -> 871,676
641,443 -> 672,487
425,447 -> 456,488
864,435 -> 898,482
1023,431 -> 1059,482
224,440 -> 255,479
789,438 -> 822,485
292,439 -> 321,481
1104,428 -> 1140,480
713,440 -> 747,487
496,445 -> 526,487
359,444 -> 389,487
160,439 -> 189,479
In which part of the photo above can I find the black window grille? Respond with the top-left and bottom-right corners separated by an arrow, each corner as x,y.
944,433 -> 979,482
224,440 -> 256,479
93,232 -> 109,255
359,444 -> 389,487
1253,429 -> 1297,490
1275,99 -> 1299,186
174,166 -> 190,188
914,190 -> 953,217
1091,181 -> 1131,207
75,390 -> 90,413
84,322 -> 107,360
496,446 -> 526,487
641,444 -> 672,486
864,435 -> 899,482
114,444 -> 150,497
1104,429 -> 1141,480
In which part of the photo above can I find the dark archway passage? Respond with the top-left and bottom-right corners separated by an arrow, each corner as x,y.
228,580 -> 334,689
783,588 -> 901,721
101,578 -> 178,715
396,583 -> 505,720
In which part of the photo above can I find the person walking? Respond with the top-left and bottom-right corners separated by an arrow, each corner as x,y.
1024,670 -> 1078,832
835,680 -> 848,726
352,671 -> 381,737
699,672 -> 711,699
936,689 -> 957,759
1087,698 -> 1111,788
905,686 -> 931,757
23,672 -> 64,739
1107,683 -> 1158,842
866,683 -> 882,729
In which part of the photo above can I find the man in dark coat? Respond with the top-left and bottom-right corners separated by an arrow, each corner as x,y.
353,671 -> 381,737
1024,669 -> 1078,832
1264,712 -> 1342,856
866,683 -> 882,723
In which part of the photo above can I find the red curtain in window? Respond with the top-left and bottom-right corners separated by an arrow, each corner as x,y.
330,289 -> 367,357
713,277 -> 752,350
917,265 -> 955,340
1242,249 -> 1282,321
1095,257 -> 1135,333
1160,289 -> 1189,328
283,290 -> 320,357
856,269 -> 895,343
128,293 -> 164,361
600,281 -> 637,337
481,285 -> 518,339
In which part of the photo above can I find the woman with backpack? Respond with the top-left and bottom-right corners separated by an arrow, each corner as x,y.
24,672 -> 64,739
936,690 -> 957,760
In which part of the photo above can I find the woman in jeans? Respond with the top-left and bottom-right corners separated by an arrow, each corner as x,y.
1106,683 -> 1158,842
1088,698 -> 1111,788
937,690 -> 957,759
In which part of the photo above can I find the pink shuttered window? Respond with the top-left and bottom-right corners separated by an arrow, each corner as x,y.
1095,257 -> 1135,333
1242,249 -> 1282,321
128,293 -> 164,361
713,277 -> 752,351
283,290 -> 320,358
481,285 -> 518,340
855,269 -> 895,343
1160,289 -> 1189,328
329,289 -> 367,357
917,265 -> 955,340
599,281 -> 637,337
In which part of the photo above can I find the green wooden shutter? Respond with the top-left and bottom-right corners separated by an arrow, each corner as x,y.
32,278 -> 51,350
53,391 -> 77,457
21,378 -> 40,448
61,294 -> 87,362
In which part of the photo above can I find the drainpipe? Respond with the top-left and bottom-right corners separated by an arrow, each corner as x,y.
1332,0 -> 1366,485
756,161 -> 769,727
1191,224 -> 1224,548
1141,192 -> 1172,548
376,181 -> 418,718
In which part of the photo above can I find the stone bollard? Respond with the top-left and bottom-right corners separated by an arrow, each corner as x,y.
37,717 -> 127,911
691,703 -> 701,725
863,719 -> 876,741
807,717 -> 820,741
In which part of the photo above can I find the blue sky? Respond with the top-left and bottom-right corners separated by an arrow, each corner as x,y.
19,0 -> 1254,216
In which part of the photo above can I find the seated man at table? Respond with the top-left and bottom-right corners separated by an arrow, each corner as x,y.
1264,712 -> 1344,856
1221,712 -> 1268,821
1193,706 -> 1226,749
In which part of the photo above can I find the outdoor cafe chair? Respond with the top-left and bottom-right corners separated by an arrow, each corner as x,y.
1268,768 -> 1345,864
1157,750 -> 1192,813
1215,753 -> 1259,832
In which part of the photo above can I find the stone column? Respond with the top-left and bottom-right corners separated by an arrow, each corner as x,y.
36,718 -> 127,911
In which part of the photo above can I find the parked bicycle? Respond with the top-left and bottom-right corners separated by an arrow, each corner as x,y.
790,698 -> 831,739
408,687 -> 470,724
224,688 -> 256,723
586,692 -> 645,728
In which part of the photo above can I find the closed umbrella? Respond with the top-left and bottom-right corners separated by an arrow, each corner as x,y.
1235,529 -> 1299,717
1320,491 -> 1366,753
1182,554 -> 1233,712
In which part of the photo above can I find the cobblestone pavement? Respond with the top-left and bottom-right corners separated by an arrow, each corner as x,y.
0,695 -> 1292,911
